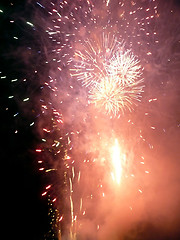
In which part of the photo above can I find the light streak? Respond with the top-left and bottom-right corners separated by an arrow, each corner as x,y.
36,149 -> 42,152
42,191 -> 47,196
70,195 -> 74,224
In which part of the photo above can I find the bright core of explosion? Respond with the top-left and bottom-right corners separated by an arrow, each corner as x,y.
111,139 -> 124,185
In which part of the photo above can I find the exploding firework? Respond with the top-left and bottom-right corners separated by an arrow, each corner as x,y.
89,76 -> 144,116
71,33 -> 144,116
70,33 -> 124,88
71,40 -> 143,87
109,49 -> 143,86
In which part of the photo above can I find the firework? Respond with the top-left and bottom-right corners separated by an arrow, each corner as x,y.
109,49 -> 143,86
71,33 -> 144,116
9,0 -> 164,238
4,0 -> 179,239
89,76 -> 144,116
31,0 -> 159,237
70,34 -> 143,89
70,33 -> 124,88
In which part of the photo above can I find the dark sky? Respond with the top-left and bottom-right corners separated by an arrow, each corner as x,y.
1,0 -> 180,240
0,1 -> 49,239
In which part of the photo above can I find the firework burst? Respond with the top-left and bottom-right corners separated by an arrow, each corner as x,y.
109,49 -> 143,86
89,76 -> 144,116
70,33 -> 124,88
71,33 -> 144,116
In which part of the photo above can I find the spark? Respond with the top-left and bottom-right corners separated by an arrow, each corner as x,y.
11,79 -> 18,82
26,21 -> 34,27
36,2 -> 45,9
23,97 -> 30,102
45,169 -> 57,172
42,191 -> 47,196
70,195 -> 74,224
36,149 -> 42,152
8,95 -> 14,99
138,189 -> 143,194
46,185 -> 52,190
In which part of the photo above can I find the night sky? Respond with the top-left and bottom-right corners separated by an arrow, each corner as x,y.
1,1 -> 49,239
1,0 -> 180,240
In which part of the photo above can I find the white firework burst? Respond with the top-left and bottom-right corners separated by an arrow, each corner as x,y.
108,50 -> 143,85
89,76 -> 144,116
71,33 -> 144,116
